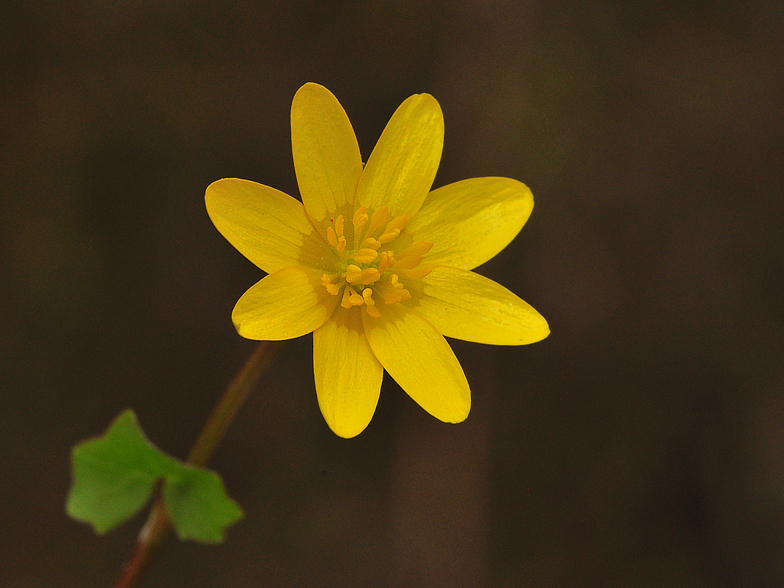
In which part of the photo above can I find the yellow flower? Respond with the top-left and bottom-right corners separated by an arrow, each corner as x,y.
206,83 -> 549,438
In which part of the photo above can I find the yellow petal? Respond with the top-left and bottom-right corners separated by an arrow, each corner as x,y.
405,177 -> 534,270
232,266 -> 339,340
406,266 -> 549,345
355,94 -> 443,220
206,178 -> 334,274
291,83 -> 363,237
313,306 -> 383,438
362,303 -> 470,423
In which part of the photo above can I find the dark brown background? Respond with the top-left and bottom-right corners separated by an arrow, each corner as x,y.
2,1 -> 783,586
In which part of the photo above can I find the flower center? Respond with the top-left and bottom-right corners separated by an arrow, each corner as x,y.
320,205 -> 432,318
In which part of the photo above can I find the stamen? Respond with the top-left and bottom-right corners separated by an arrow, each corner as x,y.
322,205 -> 433,318
362,237 -> 381,250
362,288 -> 375,305
357,267 -> 381,285
378,251 -> 389,274
352,248 -> 378,264
377,228 -> 400,244
399,266 -> 432,280
326,226 -> 338,249
385,215 -> 407,232
352,206 -> 368,235
341,287 -> 353,309
394,254 -> 422,269
363,290 -> 381,318
321,273 -> 341,295
344,264 -> 363,283
365,206 -> 389,238
398,241 -> 433,258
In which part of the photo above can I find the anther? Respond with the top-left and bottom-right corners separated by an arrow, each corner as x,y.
341,287 -> 353,309
362,288 -> 375,305
394,255 -> 422,269
326,226 -> 338,249
358,267 -> 381,285
385,215 -> 407,232
321,273 -> 340,295
399,241 -> 433,258
378,251 -> 389,274
377,228 -> 400,244
366,206 -> 390,237
399,267 -> 431,280
345,264 -> 363,283
352,206 -> 368,235
352,248 -> 378,264
362,237 -> 381,250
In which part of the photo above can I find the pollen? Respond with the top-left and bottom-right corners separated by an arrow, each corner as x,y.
322,205 -> 432,317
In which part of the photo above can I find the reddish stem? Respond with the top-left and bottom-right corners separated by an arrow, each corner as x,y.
111,341 -> 280,588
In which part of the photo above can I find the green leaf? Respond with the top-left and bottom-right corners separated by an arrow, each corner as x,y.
164,467 -> 244,543
66,410 -> 244,543
66,410 -> 177,534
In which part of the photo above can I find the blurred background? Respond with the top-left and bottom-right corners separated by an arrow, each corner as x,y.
2,1 -> 783,586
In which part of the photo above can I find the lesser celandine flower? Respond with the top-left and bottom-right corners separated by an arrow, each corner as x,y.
206,82 -> 549,438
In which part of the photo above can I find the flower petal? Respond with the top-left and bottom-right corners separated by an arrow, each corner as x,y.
406,177 -> 534,270
206,178 -> 333,274
291,83 -> 363,236
355,93 -> 444,220
313,306 -> 383,438
362,303 -> 470,423
232,265 -> 339,340
406,266 -> 550,345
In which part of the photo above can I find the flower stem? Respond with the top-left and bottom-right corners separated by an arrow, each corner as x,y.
112,340 -> 280,588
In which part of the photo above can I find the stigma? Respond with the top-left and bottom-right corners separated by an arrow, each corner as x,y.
320,205 -> 432,318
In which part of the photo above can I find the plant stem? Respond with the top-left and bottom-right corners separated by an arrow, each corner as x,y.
112,340 -> 280,588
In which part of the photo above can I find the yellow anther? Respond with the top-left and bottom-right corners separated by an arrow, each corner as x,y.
394,254 -> 422,269
382,291 -> 401,304
378,284 -> 400,304
344,264 -> 363,283
352,206 -> 368,234
386,215 -> 407,232
362,237 -> 381,250
399,241 -> 433,258
326,226 -> 338,249
378,229 -> 400,244
366,206 -> 390,237
358,267 -> 381,285
323,206 -> 431,313
321,273 -> 341,295
362,288 -> 375,305
399,266 -> 431,280
352,248 -> 378,264
341,287 -> 353,309
378,251 -> 389,274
